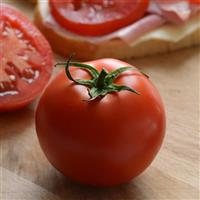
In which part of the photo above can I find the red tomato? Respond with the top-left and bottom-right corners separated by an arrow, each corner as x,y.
36,58 -> 166,186
190,0 -> 200,3
49,0 -> 149,36
0,4 -> 53,112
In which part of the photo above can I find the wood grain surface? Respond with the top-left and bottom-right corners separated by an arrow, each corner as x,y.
0,1 -> 200,199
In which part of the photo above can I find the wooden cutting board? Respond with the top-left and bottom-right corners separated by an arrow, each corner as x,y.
1,1 -> 199,199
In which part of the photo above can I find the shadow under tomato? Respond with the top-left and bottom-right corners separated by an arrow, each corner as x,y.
37,167 -> 144,200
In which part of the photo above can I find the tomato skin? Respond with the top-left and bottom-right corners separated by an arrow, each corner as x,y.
0,4 -> 53,112
36,59 -> 166,186
190,0 -> 200,3
49,0 -> 149,36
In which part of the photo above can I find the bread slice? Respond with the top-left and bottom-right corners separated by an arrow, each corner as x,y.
34,1 -> 200,60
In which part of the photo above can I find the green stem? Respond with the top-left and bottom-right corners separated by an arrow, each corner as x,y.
96,68 -> 108,88
56,58 -> 148,100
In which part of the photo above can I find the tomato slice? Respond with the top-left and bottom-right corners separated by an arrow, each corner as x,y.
190,0 -> 200,3
0,4 -> 53,112
49,0 -> 149,36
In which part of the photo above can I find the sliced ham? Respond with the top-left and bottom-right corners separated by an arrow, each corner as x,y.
155,0 -> 191,24
117,14 -> 166,43
149,0 -> 200,24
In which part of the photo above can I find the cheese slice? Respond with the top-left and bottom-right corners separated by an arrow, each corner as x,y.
134,14 -> 200,46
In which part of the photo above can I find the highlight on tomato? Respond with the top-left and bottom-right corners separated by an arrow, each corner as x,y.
36,57 -> 166,186
0,4 -> 54,112
49,0 -> 149,36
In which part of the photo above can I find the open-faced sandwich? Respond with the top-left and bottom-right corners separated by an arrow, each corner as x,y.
35,0 -> 200,60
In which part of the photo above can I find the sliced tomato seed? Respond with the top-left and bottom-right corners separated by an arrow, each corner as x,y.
23,68 -> 35,79
0,21 -> 45,93
21,70 -> 40,84
73,0 -> 115,10
88,0 -> 115,8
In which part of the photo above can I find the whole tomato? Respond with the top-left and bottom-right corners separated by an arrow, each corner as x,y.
36,58 -> 166,186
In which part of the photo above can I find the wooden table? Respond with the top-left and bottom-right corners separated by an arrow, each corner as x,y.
1,1 -> 199,199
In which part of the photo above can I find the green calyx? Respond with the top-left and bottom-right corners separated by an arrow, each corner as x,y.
56,57 -> 144,101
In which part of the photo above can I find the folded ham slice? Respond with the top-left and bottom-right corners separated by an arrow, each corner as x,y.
117,14 -> 166,43
149,0 -> 200,24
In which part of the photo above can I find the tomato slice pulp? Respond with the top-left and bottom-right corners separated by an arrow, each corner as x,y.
49,0 -> 149,36
0,4 -> 53,112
